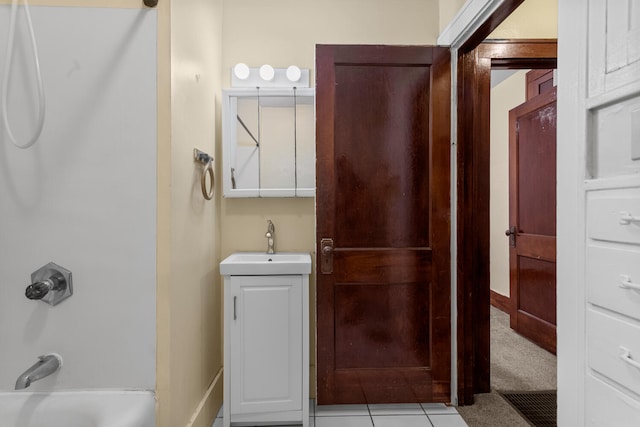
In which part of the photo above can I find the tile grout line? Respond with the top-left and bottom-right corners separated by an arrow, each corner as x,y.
420,403 -> 436,427
421,402 -> 428,417
426,408 -> 436,427
426,410 -> 436,427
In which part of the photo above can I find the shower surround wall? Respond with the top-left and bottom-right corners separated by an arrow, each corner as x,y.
0,6 -> 156,391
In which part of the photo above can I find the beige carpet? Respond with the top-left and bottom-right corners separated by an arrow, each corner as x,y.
457,306 -> 557,427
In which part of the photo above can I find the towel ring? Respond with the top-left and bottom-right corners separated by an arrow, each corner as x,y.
201,160 -> 214,200
194,148 -> 214,201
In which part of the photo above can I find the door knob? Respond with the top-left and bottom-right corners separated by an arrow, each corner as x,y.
320,238 -> 334,274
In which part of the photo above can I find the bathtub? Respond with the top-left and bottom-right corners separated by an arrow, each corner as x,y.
0,390 -> 155,427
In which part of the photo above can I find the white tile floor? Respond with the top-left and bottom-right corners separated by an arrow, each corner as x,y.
212,401 -> 468,427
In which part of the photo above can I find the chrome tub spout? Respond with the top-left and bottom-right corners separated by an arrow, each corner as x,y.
15,353 -> 62,390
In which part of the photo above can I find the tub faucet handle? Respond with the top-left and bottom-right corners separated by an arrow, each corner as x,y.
26,280 -> 52,300
26,273 -> 65,300
25,262 -> 73,306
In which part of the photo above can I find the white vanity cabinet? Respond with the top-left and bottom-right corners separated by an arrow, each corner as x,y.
221,255 -> 310,427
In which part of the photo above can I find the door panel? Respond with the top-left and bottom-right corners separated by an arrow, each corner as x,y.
515,100 -> 557,236
333,65 -> 431,248
526,69 -> 554,100
508,87 -> 557,354
334,282 -> 430,369
517,257 -> 556,325
316,45 -> 451,404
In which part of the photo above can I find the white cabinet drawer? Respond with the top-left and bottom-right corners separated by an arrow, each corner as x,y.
587,189 -> 640,244
586,374 -> 640,427
587,308 -> 640,396
587,245 -> 640,321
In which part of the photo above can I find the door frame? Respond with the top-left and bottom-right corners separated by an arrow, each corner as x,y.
452,2 -> 557,404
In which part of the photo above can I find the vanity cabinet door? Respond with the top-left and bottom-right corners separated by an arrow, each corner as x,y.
229,275 -> 302,416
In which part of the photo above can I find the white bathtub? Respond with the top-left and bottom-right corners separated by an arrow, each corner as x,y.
0,390 -> 155,427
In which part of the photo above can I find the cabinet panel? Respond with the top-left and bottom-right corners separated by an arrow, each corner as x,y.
590,94 -> 640,179
230,275 -> 302,416
585,374 -> 640,427
588,0 -> 640,97
587,189 -> 640,244
587,308 -> 640,396
587,244 -> 640,322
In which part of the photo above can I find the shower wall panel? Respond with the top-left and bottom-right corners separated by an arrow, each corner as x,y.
0,6 -> 157,391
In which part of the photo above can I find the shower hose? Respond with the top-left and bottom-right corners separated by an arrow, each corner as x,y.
1,0 -> 46,149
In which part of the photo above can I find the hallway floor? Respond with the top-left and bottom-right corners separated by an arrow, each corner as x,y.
457,306 -> 557,426
213,401 -> 468,426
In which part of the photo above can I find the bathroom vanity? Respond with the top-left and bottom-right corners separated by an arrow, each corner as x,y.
220,252 -> 311,427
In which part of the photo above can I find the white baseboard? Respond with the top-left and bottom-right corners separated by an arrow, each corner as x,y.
184,368 -> 223,427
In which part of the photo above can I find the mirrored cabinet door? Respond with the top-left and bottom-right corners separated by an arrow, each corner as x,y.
222,88 -> 315,198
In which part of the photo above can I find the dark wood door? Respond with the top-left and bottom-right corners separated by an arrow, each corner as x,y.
508,87 -> 557,354
315,45 -> 451,405
526,69 -> 554,100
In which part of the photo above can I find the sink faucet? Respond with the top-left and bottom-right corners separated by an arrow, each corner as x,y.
265,220 -> 275,254
15,353 -> 62,390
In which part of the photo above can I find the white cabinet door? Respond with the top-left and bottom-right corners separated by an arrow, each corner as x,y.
229,275 -> 302,416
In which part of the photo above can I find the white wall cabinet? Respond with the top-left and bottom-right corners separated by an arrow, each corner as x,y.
222,88 -> 315,198
223,274 -> 309,426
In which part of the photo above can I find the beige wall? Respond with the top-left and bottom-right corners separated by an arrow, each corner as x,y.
489,0 -> 557,39
490,70 -> 527,298
220,0 -> 440,397
157,0 -> 224,427
222,0 -> 439,86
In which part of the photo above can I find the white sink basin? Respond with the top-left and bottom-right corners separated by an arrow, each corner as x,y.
220,252 -> 312,275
